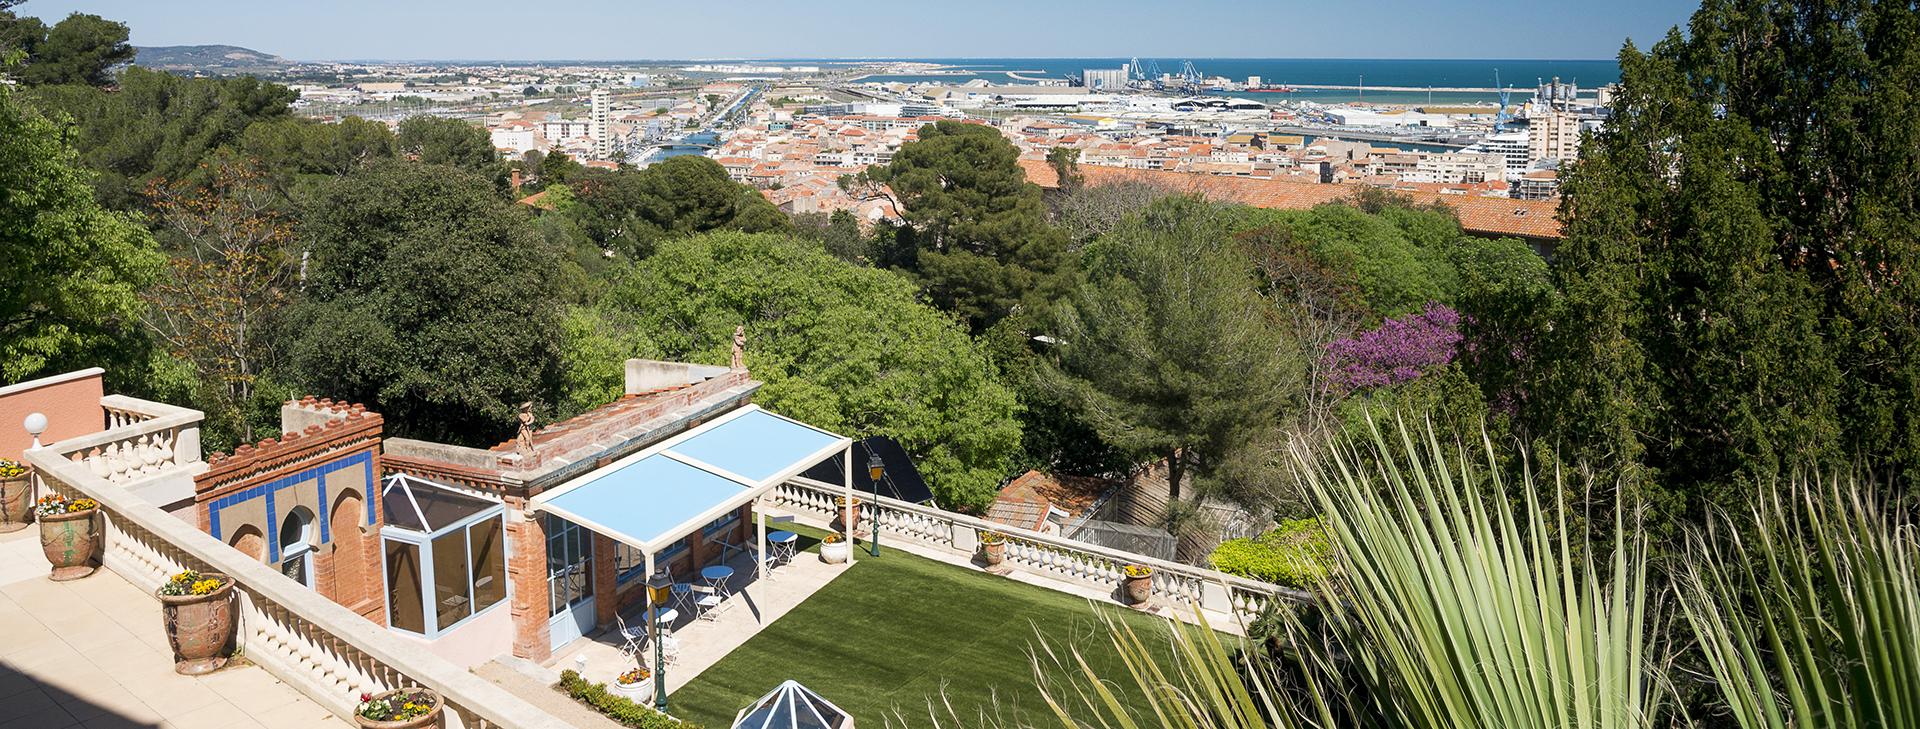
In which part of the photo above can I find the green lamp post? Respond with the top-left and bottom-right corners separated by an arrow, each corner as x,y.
645,571 -> 671,713
867,446 -> 885,557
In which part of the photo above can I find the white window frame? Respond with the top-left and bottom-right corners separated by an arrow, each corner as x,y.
380,503 -> 509,639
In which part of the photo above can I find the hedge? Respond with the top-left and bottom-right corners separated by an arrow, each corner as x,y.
557,669 -> 703,729
1208,518 -> 1333,588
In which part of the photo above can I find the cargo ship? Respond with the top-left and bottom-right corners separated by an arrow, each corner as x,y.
1243,85 -> 1298,93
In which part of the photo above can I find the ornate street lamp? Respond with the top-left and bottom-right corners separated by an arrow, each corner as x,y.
867,444 -> 885,557
645,570 -> 671,713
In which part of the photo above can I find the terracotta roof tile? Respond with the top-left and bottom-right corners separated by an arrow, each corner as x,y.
1020,159 -> 1562,239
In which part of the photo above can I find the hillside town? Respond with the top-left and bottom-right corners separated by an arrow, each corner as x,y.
10,0 -> 1904,727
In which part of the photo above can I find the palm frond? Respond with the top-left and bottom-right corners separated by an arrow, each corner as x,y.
1676,477 -> 1920,729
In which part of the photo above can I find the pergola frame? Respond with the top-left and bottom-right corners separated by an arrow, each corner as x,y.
528,404 -> 856,710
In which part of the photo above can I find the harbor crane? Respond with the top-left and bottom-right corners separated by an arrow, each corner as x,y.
1179,60 -> 1202,92
1493,68 -> 1514,128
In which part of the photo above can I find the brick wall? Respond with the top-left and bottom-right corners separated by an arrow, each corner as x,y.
504,495 -> 551,663
194,398 -> 386,627
489,370 -> 752,473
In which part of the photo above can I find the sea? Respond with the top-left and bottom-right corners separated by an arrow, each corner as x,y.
766,58 -> 1621,107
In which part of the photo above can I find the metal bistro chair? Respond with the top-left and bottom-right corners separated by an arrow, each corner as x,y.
669,581 -> 695,613
659,634 -> 681,665
692,584 -> 727,622
747,544 -> 779,581
614,613 -> 647,664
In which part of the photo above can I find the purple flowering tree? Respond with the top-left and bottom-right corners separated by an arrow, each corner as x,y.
1323,303 -> 1463,392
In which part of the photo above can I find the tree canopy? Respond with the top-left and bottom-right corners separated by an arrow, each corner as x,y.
0,74 -> 161,383
563,155 -> 790,256
601,231 -> 1022,511
1046,196 -> 1296,506
0,11 -> 134,88
286,161 -> 567,446
1520,0 -> 1920,534
25,66 -> 298,209
855,119 -> 1070,331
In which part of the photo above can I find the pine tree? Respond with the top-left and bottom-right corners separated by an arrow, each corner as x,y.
1534,0 -> 1920,536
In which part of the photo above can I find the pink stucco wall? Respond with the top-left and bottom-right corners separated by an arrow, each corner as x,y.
403,598 -> 514,670
0,369 -> 105,464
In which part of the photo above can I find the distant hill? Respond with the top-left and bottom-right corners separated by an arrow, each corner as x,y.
133,45 -> 294,73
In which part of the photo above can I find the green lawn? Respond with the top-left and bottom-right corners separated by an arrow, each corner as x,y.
667,522 -> 1218,729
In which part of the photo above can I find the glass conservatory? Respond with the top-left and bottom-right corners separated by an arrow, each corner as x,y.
381,473 -> 509,637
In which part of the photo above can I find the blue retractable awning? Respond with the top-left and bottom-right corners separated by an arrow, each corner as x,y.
531,405 -> 848,553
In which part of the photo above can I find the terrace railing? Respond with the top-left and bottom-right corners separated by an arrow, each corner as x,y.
774,479 -> 1311,618
64,395 -> 205,487
25,399 -> 573,729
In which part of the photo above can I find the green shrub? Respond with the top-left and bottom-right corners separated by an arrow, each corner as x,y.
1208,518 -> 1332,588
557,669 -> 702,729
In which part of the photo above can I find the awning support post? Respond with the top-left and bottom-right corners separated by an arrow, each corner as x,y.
756,495 -> 767,610
844,441 -> 855,566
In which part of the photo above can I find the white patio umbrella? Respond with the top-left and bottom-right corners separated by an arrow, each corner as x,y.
730,680 -> 853,729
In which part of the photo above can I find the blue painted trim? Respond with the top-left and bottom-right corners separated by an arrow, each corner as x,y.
364,457 -> 375,525
265,488 -> 278,556
207,450 -> 374,547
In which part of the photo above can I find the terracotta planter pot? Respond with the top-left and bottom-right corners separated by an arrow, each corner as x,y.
820,539 -> 849,564
835,499 -> 862,533
39,507 -> 100,582
0,472 -> 32,533
158,574 -> 235,675
1122,566 -> 1154,606
355,688 -> 443,729
982,539 -> 1006,566
614,677 -> 655,705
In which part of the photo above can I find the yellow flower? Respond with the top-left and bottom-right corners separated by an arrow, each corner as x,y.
190,579 -> 222,595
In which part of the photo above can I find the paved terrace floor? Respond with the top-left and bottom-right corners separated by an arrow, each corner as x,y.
0,528 -> 350,729
533,528 -> 857,694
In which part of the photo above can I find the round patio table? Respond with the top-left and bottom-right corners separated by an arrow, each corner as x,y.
701,565 -> 734,584
768,531 -> 798,562
647,607 -> 678,625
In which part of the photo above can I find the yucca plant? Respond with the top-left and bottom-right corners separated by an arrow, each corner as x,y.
1282,415 -> 1660,729
1000,416 -> 1658,729
1676,480 -> 1920,729
1028,608 -> 1311,729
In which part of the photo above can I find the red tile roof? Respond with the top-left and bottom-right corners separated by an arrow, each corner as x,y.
1021,159 -> 1563,239
984,470 -> 1121,532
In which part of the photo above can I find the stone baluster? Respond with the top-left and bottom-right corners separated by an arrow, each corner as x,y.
155,431 -> 176,471
135,435 -> 156,475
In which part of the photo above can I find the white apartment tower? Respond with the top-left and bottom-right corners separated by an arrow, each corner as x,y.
1528,109 -> 1582,165
590,88 -> 611,159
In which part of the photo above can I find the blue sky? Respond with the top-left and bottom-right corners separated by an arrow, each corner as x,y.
15,0 -> 1700,62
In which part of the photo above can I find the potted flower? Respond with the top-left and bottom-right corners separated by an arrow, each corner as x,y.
613,666 -> 654,704
980,531 -> 1008,566
834,495 -> 861,533
820,532 -> 850,564
1122,564 -> 1154,606
0,458 -> 31,533
35,494 -> 100,581
354,687 -> 442,729
156,569 -> 236,675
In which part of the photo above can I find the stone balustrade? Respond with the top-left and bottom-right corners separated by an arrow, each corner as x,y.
774,479 -> 1311,617
25,423 -> 574,729
55,395 -> 205,487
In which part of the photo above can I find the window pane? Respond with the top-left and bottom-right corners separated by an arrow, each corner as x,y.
385,540 -> 424,633
469,518 -> 506,614
432,531 -> 472,631
281,554 -> 307,585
